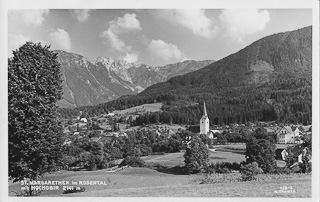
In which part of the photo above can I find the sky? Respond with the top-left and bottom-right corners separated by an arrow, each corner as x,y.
8,9 -> 312,66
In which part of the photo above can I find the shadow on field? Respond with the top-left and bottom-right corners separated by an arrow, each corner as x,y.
210,157 -> 226,160
215,149 -> 246,155
155,166 -> 189,175
146,164 -> 189,175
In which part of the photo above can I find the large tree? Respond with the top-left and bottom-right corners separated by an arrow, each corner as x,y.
8,42 -> 64,184
245,137 -> 277,173
184,135 -> 209,173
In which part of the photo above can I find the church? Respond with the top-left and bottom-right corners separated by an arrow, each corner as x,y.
200,102 -> 210,134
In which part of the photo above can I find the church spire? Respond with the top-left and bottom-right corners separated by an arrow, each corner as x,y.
203,101 -> 207,117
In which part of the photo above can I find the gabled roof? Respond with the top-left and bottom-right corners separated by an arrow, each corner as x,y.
301,125 -> 312,132
290,145 -> 309,158
210,130 -> 221,134
283,126 -> 293,133
277,126 -> 293,134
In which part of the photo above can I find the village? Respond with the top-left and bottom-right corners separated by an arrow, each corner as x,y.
61,102 -> 312,164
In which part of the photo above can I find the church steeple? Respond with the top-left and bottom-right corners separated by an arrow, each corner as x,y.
203,102 -> 207,117
200,101 -> 209,134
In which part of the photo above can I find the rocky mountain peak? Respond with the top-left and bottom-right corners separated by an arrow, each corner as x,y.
55,50 -> 215,108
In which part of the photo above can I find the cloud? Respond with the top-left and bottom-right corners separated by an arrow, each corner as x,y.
8,34 -> 30,50
49,28 -> 71,51
18,9 -> 49,26
100,13 -> 141,58
70,9 -> 94,22
147,39 -> 185,62
8,34 -> 30,56
8,35 -> 49,57
108,13 -> 142,34
120,52 -> 139,63
149,9 -> 219,39
100,29 -> 132,52
219,9 -> 270,43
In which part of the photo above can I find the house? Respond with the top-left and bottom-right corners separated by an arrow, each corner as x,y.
292,127 -> 303,143
119,132 -> 127,137
208,130 -> 220,139
80,118 -> 88,123
73,132 -> 80,136
276,126 -> 295,144
107,112 -> 115,117
281,145 -> 312,164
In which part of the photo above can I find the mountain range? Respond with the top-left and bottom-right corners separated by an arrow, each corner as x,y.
87,26 -> 312,125
55,51 -> 214,108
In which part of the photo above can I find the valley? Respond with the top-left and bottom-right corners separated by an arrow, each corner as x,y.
8,10 -> 314,199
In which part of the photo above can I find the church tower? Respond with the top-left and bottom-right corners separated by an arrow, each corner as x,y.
200,102 -> 209,134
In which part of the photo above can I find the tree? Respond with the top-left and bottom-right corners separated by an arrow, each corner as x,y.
8,42 -> 64,187
245,138 -> 277,173
184,135 -> 209,173
240,162 -> 263,181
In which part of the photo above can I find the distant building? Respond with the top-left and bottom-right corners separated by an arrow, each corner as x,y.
282,145 -> 311,164
200,102 -> 209,134
208,130 -> 220,139
73,132 -> 80,136
108,112 -> 115,117
276,126 -> 295,144
80,118 -> 88,123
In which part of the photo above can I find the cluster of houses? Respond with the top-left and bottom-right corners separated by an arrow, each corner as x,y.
205,124 -> 312,144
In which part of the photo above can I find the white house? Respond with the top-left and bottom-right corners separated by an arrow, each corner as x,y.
80,118 -> 88,123
208,130 -> 220,139
107,112 -> 115,117
292,127 -> 302,143
277,126 -> 294,144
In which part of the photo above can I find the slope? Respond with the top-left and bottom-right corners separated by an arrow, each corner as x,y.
86,26 -> 312,125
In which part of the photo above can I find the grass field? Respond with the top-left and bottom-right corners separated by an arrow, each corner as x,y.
9,166 -> 311,197
113,102 -> 163,115
9,150 -> 303,197
72,175 -> 311,197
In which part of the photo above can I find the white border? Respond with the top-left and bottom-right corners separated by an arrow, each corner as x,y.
1,1 -> 319,202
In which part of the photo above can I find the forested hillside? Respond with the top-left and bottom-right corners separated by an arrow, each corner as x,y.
59,26 -> 312,125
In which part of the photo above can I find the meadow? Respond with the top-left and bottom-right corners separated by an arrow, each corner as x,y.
8,150 -> 305,197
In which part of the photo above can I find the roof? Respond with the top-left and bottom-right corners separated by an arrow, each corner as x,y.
283,126 -> 293,133
290,145 -> 305,157
263,127 -> 275,133
277,126 -> 293,134
302,125 -> 312,132
203,102 -> 208,117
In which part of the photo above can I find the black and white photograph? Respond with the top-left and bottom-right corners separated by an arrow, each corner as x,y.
1,0 -> 319,200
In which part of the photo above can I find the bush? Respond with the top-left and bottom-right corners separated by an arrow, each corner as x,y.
240,162 -> 263,181
205,162 -> 241,174
299,156 -> 312,173
119,156 -> 145,167
272,166 -> 294,174
97,160 -> 110,169
200,173 -> 241,184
